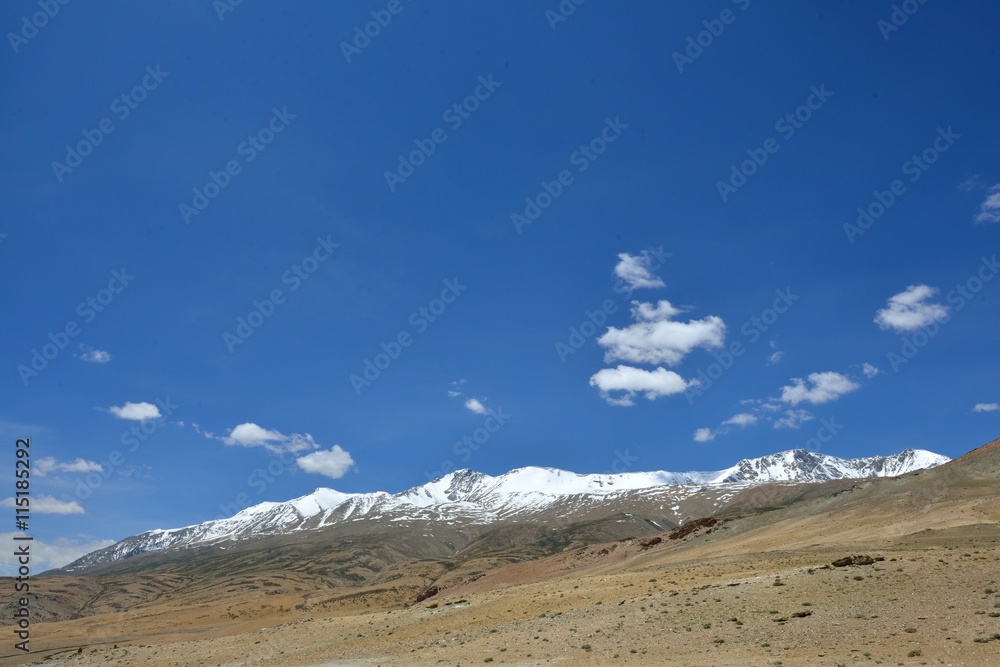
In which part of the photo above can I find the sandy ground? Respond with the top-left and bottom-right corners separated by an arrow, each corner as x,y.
8,541 -> 1000,667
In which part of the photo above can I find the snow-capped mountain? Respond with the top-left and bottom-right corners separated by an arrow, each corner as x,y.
61,448 -> 949,572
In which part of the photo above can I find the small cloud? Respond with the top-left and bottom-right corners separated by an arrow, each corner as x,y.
768,351 -> 784,365
77,345 -> 111,363
958,175 -> 983,192
35,457 -> 103,477
1,494 -> 83,514
773,409 -> 814,430
589,365 -> 692,406
613,248 -> 668,290
108,402 -> 162,421
693,428 -> 715,443
464,398 -> 488,415
296,446 -> 355,479
875,285 -> 949,332
974,184 -> 1000,224
723,412 -> 758,427
779,372 -> 860,406
862,363 -> 881,378
695,412 -> 760,442
973,403 -> 999,413
447,390 -> 462,398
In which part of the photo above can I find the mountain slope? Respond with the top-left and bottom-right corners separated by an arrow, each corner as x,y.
59,448 -> 948,572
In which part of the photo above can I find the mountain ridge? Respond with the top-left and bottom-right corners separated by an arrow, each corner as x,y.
58,447 -> 948,573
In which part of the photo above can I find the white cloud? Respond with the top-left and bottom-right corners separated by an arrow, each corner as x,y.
779,372 -> 860,406
724,412 -> 758,427
216,422 -> 318,454
613,249 -> 667,290
464,398 -> 488,415
224,422 -> 287,447
447,390 -> 462,397
773,409 -> 815,430
973,403 -> 999,413
589,365 -> 691,406
35,457 -> 103,477
862,363 -> 881,378
598,300 -> 726,366
975,184 -> 1000,224
693,428 -> 715,443
77,346 -> 111,363
0,534 -> 115,574
694,412 -> 759,442
296,446 -> 355,479
768,351 -> 784,365
874,285 -> 949,332
1,494 -> 83,514
108,402 -> 161,421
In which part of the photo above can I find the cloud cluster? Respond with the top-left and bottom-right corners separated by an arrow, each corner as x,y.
973,402 -> 999,413
206,422 -> 355,479
693,367 -> 874,441
446,380 -> 495,415
590,251 -> 727,406
874,285 -> 949,333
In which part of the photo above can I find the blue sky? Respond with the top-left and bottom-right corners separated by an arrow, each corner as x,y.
2,0 -> 999,570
